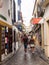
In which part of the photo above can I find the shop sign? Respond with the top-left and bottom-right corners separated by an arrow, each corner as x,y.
0,0 -> 3,8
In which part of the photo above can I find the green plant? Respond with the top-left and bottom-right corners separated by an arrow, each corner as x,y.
0,14 -> 7,21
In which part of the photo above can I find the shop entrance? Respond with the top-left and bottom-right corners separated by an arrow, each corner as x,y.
0,20 -> 12,61
14,30 -> 16,51
5,27 -> 12,54
8,28 -> 12,53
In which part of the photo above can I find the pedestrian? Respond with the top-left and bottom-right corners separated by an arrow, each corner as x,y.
27,35 -> 31,50
29,35 -> 35,53
23,34 -> 28,53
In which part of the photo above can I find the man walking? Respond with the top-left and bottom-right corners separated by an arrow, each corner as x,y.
23,34 -> 28,53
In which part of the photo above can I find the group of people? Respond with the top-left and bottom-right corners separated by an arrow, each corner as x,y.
21,33 -> 35,54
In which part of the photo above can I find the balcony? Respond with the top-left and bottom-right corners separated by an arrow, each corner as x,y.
41,0 -> 49,7
37,0 -> 49,7
37,4 -> 45,17
37,10 -> 44,17
33,0 -> 45,18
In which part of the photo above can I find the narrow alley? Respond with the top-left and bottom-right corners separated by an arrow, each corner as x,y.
1,45 -> 49,65
0,0 -> 49,65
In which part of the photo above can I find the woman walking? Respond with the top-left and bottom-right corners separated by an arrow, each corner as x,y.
30,35 -> 35,53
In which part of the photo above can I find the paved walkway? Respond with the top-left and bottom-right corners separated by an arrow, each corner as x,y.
1,45 -> 49,65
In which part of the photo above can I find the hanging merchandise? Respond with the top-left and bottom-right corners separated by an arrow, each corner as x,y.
6,27 -> 8,32
5,49 -> 7,55
1,27 -> 5,53
5,44 -> 8,49
5,27 -> 9,55
5,37 -> 8,44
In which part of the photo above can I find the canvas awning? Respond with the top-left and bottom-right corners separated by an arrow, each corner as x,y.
39,18 -> 44,24
30,18 -> 42,24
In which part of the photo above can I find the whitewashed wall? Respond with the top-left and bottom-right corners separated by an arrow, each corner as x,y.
0,0 -> 12,25
43,5 -> 49,45
43,5 -> 49,57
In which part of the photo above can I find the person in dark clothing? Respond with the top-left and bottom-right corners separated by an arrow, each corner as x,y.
23,34 -> 28,53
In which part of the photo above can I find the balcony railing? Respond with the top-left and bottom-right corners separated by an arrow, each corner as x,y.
37,4 -> 45,17
39,0 -> 45,5
39,0 -> 49,7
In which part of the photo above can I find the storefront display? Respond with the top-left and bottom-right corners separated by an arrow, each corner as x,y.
5,27 -> 8,55
0,26 -> 5,61
5,27 -> 12,54
1,27 -> 5,54
0,20 -> 12,62
0,26 -> 12,61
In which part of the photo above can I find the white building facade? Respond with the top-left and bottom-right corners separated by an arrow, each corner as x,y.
43,5 -> 49,57
0,0 -> 12,25
0,0 -> 13,62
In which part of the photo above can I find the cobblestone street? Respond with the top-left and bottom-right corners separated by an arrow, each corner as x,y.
1,45 -> 49,65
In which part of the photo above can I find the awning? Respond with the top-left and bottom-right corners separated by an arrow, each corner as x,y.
31,18 -> 42,24
0,20 -> 12,28
39,18 -> 44,24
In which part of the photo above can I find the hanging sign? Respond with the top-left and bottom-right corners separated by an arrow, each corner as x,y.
0,0 -> 3,8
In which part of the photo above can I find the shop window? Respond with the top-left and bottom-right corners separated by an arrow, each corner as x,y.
0,26 -> 5,61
